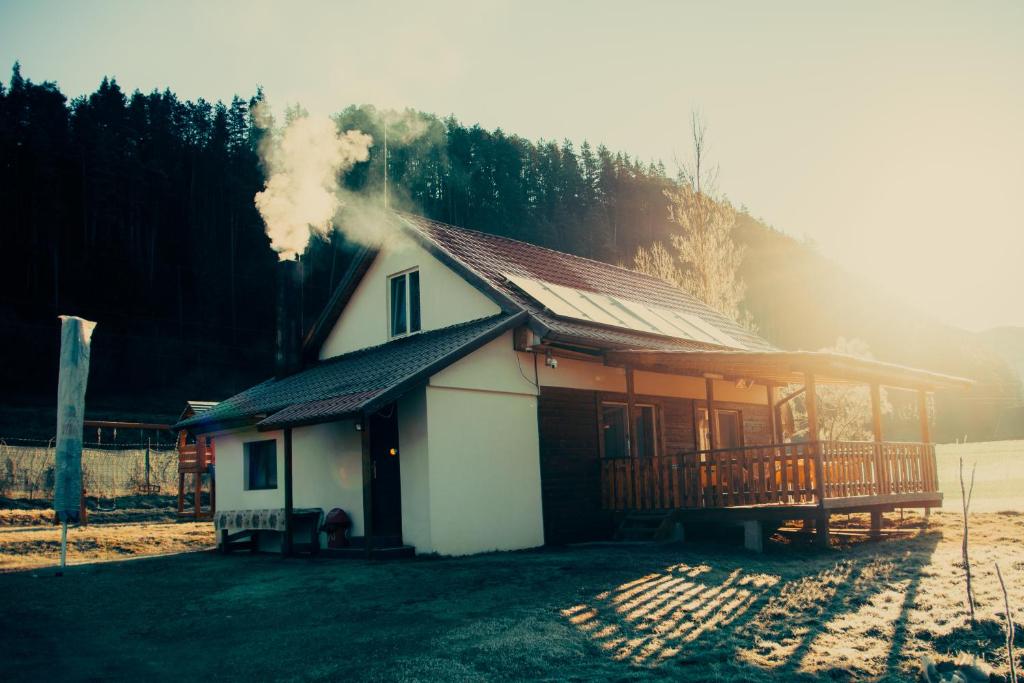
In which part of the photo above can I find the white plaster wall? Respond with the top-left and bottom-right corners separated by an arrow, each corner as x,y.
397,388 -> 431,552
291,421 -> 365,538
431,331 -> 539,396
521,353 -> 768,405
319,237 -> 500,359
424,385 -> 544,556
211,423 -> 364,550
211,427 -> 285,512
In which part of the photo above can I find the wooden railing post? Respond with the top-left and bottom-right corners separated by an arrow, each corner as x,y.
918,390 -> 935,492
870,383 -> 886,495
805,373 -> 825,504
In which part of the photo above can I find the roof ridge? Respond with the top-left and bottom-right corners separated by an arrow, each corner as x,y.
394,210 -> 686,292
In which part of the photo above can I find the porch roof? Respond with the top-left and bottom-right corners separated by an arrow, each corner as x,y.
603,349 -> 974,391
175,312 -> 526,433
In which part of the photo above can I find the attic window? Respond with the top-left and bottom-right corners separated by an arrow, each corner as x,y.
388,269 -> 421,338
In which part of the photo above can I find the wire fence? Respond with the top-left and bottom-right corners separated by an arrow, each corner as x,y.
0,439 -> 179,503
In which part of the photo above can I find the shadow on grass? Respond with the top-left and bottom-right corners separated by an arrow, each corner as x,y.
560,528 -> 942,680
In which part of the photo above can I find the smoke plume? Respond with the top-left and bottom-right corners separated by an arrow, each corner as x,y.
254,106 -> 373,260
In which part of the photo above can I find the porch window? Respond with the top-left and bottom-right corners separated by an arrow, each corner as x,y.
716,410 -> 743,449
601,402 -> 657,459
388,269 -> 421,338
244,440 -> 277,490
696,408 -> 744,450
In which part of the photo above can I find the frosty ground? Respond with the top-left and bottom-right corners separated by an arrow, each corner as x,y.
1,511 -> 1021,682
1,442 -> 1022,681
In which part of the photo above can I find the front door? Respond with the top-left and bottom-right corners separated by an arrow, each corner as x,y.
369,404 -> 402,543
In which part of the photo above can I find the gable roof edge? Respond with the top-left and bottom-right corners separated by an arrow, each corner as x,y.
302,244 -> 379,360
393,213 -> 523,314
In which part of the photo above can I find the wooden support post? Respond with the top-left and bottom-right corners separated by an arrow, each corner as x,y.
177,472 -> 184,514
870,509 -> 883,540
815,513 -> 830,548
918,389 -> 934,497
194,437 -> 203,518
870,384 -> 884,443
360,416 -> 373,559
805,373 -> 824,505
766,382 -> 778,444
704,377 -> 717,451
871,383 -> 885,495
625,366 -> 639,459
282,427 -> 293,556
917,390 -> 931,444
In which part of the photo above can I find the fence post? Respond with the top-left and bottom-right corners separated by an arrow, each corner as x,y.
145,438 -> 151,489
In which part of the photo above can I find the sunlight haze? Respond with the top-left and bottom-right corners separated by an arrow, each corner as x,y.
2,0 -> 1020,330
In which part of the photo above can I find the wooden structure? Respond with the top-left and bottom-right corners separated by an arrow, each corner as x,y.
176,401 -> 218,520
591,349 -> 971,548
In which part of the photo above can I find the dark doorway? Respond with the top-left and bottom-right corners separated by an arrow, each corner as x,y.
369,404 -> 402,543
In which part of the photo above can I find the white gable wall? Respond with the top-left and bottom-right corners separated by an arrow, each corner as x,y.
396,331 -> 545,556
319,237 -> 501,359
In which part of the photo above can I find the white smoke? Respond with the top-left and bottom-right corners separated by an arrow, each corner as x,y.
254,105 -> 373,260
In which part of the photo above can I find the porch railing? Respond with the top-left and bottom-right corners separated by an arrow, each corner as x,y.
600,441 -> 938,511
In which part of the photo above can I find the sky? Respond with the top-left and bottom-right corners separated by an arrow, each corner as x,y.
2,0 -> 1022,331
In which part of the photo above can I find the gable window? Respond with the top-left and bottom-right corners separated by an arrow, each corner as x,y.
388,269 -> 421,338
601,402 -> 657,459
245,440 -> 277,490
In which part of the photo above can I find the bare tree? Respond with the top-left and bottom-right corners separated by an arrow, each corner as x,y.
996,563 -> 1018,683
961,456 -> 978,623
634,111 -> 751,326
790,338 -> 891,441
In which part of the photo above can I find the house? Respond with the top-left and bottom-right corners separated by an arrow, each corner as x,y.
174,212 -> 971,556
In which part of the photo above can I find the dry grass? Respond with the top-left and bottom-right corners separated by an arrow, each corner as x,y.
0,440 -> 1019,680
936,441 -> 1024,513
0,521 -> 214,571
1,511 -> 1021,681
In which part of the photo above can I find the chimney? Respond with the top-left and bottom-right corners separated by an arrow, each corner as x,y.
275,258 -> 302,379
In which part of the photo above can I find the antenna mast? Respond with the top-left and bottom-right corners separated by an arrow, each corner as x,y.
383,119 -> 388,210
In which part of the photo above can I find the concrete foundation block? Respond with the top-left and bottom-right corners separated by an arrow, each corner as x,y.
743,520 -> 764,553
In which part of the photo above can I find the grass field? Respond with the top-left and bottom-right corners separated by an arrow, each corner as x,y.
936,440 -> 1024,513
1,441 -> 1021,680
1,511 -> 1021,681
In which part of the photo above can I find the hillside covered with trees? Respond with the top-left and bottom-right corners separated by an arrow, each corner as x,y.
1,64 -> 1019,440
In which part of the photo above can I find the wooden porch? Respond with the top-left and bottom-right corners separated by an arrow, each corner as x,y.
601,440 -> 941,514
594,348 -> 970,546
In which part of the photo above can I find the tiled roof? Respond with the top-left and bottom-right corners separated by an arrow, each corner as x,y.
175,313 -> 523,432
186,401 -> 218,414
397,213 -> 774,352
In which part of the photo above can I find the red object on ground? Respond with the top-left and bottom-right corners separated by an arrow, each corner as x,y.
322,508 -> 352,548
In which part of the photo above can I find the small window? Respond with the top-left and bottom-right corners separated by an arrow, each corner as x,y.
602,404 -> 629,459
245,440 -> 277,490
601,402 -> 657,459
716,410 -> 743,449
388,269 -> 421,338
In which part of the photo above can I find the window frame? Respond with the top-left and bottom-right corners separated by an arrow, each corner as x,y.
387,268 -> 421,339
694,406 -> 745,451
599,400 -> 659,460
244,439 -> 278,491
